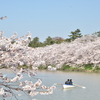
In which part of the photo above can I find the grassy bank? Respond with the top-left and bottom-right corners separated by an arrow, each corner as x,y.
1,64 -> 100,73
57,64 -> 100,73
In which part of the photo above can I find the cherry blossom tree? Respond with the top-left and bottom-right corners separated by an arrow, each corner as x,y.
0,32 -> 56,100
0,16 -> 7,20
0,30 -> 100,99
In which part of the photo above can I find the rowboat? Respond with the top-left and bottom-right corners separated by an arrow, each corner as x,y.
63,84 -> 75,89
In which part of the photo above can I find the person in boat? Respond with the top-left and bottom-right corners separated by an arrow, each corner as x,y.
65,79 -> 73,85
69,79 -> 73,85
65,79 -> 70,85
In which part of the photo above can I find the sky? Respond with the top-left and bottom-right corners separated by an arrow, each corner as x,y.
0,0 -> 100,42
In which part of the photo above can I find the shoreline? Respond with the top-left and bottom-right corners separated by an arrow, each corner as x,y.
0,66 -> 100,73
57,69 -> 100,73
39,68 -> 100,73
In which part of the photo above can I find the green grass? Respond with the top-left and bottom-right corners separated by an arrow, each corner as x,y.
92,66 -> 100,71
18,65 -> 32,69
38,65 -> 47,70
83,64 -> 93,70
1,63 -> 100,73
60,64 -> 71,70
0,66 -> 6,69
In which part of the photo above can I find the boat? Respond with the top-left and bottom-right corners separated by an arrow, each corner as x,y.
63,84 -> 75,89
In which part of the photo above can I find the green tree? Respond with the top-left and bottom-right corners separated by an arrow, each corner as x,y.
68,29 -> 82,41
92,31 -> 100,37
29,37 -> 41,47
44,36 -> 55,45
65,38 -> 71,42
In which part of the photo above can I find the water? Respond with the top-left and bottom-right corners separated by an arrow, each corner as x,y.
1,69 -> 100,100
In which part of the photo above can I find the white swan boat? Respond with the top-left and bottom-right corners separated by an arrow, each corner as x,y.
63,84 -> 75,89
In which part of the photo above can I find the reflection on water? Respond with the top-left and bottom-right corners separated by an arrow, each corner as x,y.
63,87 -> 75,91
1,69 -> 100,100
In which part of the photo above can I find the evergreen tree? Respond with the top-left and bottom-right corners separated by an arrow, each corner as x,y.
29,37 -> 40,47
44,36 -> 55,45
68,29 -> 82,41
